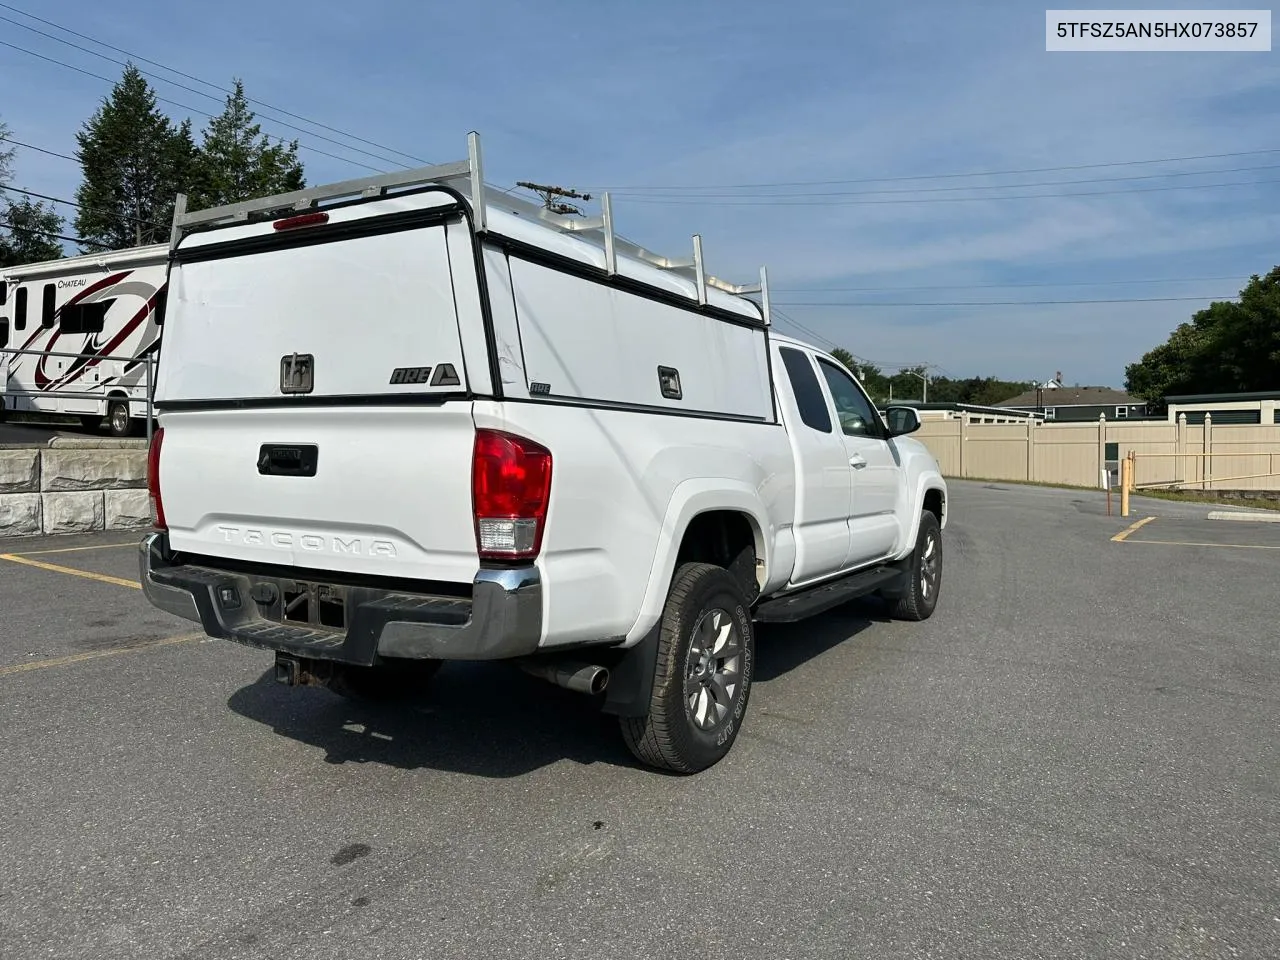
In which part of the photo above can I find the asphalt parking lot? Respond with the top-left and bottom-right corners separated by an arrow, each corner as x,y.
1,480 -> 1277,960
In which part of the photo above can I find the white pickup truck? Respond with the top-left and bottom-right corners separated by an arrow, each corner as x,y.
139,134 -> 948,773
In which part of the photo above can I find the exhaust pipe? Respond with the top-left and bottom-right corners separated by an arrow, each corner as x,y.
520,660 -> 610,696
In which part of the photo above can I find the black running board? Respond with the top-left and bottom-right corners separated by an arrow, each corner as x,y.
753,565 -> 903,624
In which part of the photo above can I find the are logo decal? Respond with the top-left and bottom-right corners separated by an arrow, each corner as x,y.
389,363 -> 461,387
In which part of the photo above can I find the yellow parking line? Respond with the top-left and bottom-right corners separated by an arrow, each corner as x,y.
0,553 -> 140,589
1125,539 -> 1280,551
0,633 -> 203,678
12,541 -> 138,557
1111,516 -> 1155,542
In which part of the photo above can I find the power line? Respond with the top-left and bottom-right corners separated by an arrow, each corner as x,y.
0,13 -> 408,170
0,134 -> 76,163
775,295 -> 1236,307
0,1 -> 428,168
593,146 -> 1280,192
0,182 -> 167,229
612,176 -> 1280,206
774,274 -> 1248,293
0,214 -> 107,249
0,39 -> 386,174
608,162 -> 1280,200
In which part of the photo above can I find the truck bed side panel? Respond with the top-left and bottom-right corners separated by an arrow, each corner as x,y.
505,256 -> 772,420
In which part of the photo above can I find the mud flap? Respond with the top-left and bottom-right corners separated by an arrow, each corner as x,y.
599,624 -> 661,718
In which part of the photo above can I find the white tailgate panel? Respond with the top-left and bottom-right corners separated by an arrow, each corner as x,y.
160,405 -> 480,583
507,258 -> 772,420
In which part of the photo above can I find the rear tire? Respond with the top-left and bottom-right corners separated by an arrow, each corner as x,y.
330,658 -> 443,702
891,510 -> 942,621
107,400 -> 131,438
620,562 -> 755,774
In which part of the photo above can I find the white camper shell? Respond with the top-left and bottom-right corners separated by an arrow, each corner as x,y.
140,133 -> 948,774
0,243 -> 167,436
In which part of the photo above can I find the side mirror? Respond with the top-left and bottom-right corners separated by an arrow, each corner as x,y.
883,405 -> 921,437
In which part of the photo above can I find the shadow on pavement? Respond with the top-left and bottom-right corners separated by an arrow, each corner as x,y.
225,597 -> 888,777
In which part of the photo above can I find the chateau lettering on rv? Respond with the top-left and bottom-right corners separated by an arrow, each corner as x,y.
216,526 -> 397,557
58,278 -> 88,289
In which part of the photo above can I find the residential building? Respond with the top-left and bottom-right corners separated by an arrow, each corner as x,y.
995,385 -> 1149,422
1164,390 -> 1280,424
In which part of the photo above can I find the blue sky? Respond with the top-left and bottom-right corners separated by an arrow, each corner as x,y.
2,0 -> 1278,388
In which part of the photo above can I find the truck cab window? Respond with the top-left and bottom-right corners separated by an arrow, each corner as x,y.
778,346 -> 832,433
817,357 -> 883,439
42,284 -> 56,328
14,287 -> 27,331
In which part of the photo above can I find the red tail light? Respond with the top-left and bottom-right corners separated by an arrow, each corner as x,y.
471,429 -> 552,561
147,427 -> 166,531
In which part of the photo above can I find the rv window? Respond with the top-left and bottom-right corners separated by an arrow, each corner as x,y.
0,318 -> 8,349
60,300 -> 112,335
0,282 -> 6,306
41,284 -> 56,328
15,287 -> 27,331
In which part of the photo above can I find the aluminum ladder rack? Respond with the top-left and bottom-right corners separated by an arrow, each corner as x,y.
169,132 -> 771,324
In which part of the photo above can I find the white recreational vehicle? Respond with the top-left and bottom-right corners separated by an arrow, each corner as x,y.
0,243 -> 167,436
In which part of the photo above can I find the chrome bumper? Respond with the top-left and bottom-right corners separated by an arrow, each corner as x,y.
137,532 -> 543,663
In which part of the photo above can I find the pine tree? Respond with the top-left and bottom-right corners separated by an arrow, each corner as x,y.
0,195 -> 66,267
73,64 -> 196,250
192,80 -> 305,209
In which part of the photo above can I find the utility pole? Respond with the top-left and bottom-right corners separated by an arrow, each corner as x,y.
905,368 -> 929,403
516,180 -> 592,217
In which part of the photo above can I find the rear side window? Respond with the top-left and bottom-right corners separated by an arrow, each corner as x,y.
0,318 -> 9,348
779,346 -> 832,433
0,282 -> 7,306
14,287 -> 27,331
60,300 -> 112,335
41,284 -> 56,328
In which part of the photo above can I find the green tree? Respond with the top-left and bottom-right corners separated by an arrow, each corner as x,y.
0,116 -> 13,185
73,64 -> 198,250
0,195 -> 66,267
1124,268 -> 1280,405
191,80 -> 304,209
0,117 -> 66,266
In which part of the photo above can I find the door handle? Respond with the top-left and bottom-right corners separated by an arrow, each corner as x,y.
849,454 -> 867,468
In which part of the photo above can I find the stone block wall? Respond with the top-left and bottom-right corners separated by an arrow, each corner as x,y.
0,438 -> 150,538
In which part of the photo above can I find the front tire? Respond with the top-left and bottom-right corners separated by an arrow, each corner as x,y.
620,562 -> 755,774
891,510 -> 942,621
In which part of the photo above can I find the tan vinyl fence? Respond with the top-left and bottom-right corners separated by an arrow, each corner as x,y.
912,413 -> 1280,491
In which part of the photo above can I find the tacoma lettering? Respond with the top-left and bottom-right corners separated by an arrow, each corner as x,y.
215,526 -> 397,557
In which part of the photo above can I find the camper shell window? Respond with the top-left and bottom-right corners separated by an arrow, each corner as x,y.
60,300 -> 112,335
41,284 -> 56,328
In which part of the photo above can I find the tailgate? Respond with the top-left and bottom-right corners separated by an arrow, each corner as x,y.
154,194 -> 484,582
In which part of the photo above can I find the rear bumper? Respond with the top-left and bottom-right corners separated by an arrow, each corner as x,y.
137,532 -> 543,664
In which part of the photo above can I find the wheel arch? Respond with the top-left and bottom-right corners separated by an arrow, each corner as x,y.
624,480 -> 773,646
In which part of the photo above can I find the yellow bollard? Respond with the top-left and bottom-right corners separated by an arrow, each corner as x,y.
1120,454 -> 1131,517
